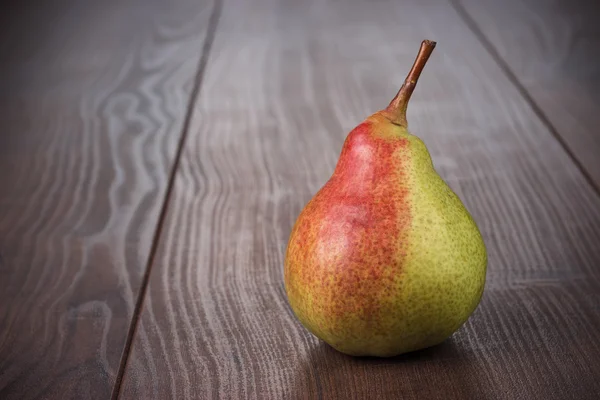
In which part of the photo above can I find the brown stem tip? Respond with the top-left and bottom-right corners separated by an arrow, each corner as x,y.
384,40 -> 436,127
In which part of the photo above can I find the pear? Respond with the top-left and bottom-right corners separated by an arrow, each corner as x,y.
284,40 -> 487,357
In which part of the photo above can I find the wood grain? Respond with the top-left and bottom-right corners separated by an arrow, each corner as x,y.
455,0 -> 600,188
0,0 -> 212,398
120,0 -> 600,398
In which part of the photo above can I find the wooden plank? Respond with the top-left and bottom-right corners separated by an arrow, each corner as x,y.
0,0 -> 212,398
120,0 -> 600,398
455,0 -> 600,188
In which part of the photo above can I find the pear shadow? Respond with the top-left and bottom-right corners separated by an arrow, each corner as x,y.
288,337 -> 490,400
348,338 -> 462,364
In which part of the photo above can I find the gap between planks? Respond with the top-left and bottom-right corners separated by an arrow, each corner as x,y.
450,0 -> 600,200
109,0 -> 224,398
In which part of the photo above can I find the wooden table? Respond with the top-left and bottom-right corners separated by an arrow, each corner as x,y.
1,0 -> 600,398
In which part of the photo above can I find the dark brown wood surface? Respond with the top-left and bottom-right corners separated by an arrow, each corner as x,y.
117,0 -> 600,399
2,0 -> 600,398
456,0 -> 600,188
0,0 -> 212,398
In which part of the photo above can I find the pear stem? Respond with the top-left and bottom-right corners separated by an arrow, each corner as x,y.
384,40 -> 436,127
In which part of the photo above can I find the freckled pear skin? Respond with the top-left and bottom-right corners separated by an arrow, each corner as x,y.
284,41 -> 487,357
